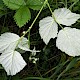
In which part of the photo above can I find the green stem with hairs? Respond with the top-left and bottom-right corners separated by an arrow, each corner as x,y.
46,0 -> 64,30
15,0 -> 47,48
21,0 -> 47,38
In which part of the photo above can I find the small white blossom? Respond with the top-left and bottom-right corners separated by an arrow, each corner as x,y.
29,47 -> 40,64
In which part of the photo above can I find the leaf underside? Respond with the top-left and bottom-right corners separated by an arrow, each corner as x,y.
56,27 -> 80,56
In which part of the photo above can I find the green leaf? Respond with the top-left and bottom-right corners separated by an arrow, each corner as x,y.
0,0 -> 5,10
12,75 -> 20,80
14,6 -> 31,28
1,27 -> 9,33
70,0 -> 78,2
0,72 -> 7,80
65,58 -> 78,71
23,77 -> 51,80
0,10 -> 6,18
2,0 -> 26,10
26,0 -> 44,10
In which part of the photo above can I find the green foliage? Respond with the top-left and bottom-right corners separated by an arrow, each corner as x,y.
2,0 -> 45,28
70,0 -> 78,2
0,72 -> 7,80
0,10 -> 6,18
0,0 -> 7,18
0,0 -> 80,80
0,0 -> 5,10
2,0 -> 26,10
1,27 -> 9,33
65,58 -> 78,71
23,77 -> 51,80
14,6 -> 31,28
12,75 -> 20,80
26,0 -> 44,10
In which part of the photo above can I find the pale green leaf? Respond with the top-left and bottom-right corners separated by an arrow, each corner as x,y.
53,8 -> 80,26
2,0 -> 26,10
0,32 -> 20,53
18,37 -> 30,51
14,6 -> 31,28
56,27 -> 80,56
0,50 -> 26,75
39,16 -> 58,44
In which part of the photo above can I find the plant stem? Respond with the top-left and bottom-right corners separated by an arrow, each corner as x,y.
28,31 -> 30,48
57,70 -> 66,80
56,59 -> 69,80
46,0 -> 64,30
35,64 -> 42,77
8,76 -> 12,80
69,0 -> 79,10
46,1 -> 56,21
65,0 -> 67,8
15,0 -> 47,48
21,0 -> 47,38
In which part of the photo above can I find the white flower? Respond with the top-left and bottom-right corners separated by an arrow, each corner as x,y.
29,47 -> 40,64
30,47 -> 40,56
